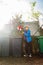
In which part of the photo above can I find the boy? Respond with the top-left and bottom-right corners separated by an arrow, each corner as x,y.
23,25 -> 32,57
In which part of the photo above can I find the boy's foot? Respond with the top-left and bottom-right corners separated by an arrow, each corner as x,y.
24,55 -> 27,57
29,54 -> 32,58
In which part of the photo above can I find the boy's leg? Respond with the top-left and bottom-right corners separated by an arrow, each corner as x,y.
28,42 -> 32,57
23,41 -> 28,57
25,42 -> 28,54
24,41 -> 28,56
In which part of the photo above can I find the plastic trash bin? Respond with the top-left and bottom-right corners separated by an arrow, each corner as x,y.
36,36 -> 43,53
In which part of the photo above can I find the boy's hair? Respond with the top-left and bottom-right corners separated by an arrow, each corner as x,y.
24,25 -> 29,29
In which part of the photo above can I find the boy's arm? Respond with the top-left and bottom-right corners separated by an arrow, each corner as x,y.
24,31 -> 30,37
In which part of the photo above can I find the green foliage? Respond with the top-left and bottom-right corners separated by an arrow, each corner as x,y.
31,1 -> 40,20
31,1 -> 36,11
32,1 -> 36,7
32,12 -> 40,19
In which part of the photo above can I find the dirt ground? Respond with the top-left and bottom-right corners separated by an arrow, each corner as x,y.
0,56 -> 43,65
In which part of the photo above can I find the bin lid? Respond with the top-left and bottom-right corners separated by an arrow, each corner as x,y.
36,36 -> 43,39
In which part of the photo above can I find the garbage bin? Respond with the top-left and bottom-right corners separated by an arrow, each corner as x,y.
36,36 -> 43,53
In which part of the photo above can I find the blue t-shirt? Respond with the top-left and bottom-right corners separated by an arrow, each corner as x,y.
24,30 -> 32,43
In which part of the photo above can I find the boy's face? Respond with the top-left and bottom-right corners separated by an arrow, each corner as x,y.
25,27 -> 29,31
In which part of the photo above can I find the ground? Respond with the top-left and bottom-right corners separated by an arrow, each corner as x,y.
0,56 -> 43,65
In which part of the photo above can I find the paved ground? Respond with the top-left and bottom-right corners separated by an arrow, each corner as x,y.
0,56 -> 43,65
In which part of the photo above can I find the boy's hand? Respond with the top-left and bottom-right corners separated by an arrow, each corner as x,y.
22,32 -> 24,34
